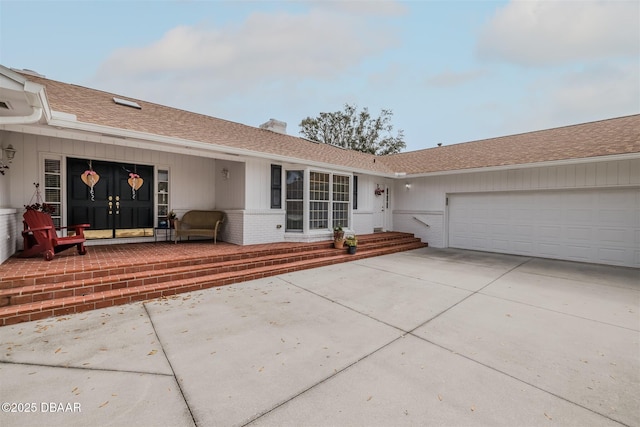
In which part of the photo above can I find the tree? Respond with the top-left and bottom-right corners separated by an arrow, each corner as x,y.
299,104 -> 406,155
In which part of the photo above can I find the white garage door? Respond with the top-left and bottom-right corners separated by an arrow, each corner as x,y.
448,188 -> 640,267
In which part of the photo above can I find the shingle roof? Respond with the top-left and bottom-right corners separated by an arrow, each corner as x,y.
382,114 -> 640,174
21,73 -> 640,175
23,74 -> 394,174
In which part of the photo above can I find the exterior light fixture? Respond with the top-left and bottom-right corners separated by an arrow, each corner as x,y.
3,144 -> 16,162
221,168 -> 229,180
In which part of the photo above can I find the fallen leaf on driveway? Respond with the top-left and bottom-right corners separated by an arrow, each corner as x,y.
148,349 -> 157,356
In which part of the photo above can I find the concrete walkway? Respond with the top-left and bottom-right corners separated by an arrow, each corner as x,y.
0,248 -> 638,427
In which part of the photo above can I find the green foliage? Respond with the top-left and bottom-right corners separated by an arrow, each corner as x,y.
299,104 -> 406,155
345,235 -> 358,247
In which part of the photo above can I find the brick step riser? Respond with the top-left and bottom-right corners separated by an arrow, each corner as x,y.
0,241 -> 426,326
3,249 -> 341,306
0,233 -> 419,290
3,240 -> 425,306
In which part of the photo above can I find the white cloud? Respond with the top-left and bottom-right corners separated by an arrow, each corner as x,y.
539,62 -> 640,121
488,62 -> 640,138
93,5 -> 402,106
477,0 -> 640,66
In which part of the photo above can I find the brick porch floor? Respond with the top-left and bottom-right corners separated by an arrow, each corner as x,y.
0,233 -> 427,326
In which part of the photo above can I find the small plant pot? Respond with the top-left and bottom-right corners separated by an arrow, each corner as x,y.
347,246 -> 357,254
334,239 -> 345,249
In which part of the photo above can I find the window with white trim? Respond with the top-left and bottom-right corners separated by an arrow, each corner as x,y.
332,174 -> 350,228
309,172 -> 329,230
44,159 -> 62,227
286,170 -> 304,231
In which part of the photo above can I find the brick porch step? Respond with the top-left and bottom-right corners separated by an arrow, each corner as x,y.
0,233 -> 426,326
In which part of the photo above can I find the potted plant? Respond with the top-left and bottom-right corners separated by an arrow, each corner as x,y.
24,183 -> 55,215
168,210 -> 177,228
345,235 -> 358,254
333,225 -> 345,249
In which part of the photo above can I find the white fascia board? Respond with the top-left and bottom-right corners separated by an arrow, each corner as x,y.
0,65 -> 28,85
400,153 -> 640,179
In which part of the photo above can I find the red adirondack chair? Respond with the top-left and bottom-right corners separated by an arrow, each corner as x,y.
21,210 -> 90,261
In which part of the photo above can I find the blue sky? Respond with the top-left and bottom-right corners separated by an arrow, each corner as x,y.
1,0 -> 638,152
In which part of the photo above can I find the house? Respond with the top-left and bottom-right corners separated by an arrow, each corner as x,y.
1,65 -> 639,268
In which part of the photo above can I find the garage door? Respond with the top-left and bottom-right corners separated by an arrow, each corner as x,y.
448,188 -> 640,267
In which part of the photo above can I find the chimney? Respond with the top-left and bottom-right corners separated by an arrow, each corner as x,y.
260,118 -> 287,134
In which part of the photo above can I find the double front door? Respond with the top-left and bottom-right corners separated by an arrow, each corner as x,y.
67,158 -> 154,239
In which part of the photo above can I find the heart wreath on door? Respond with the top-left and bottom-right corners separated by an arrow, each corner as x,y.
81,161 -> 100,201
127,172 -> 144,199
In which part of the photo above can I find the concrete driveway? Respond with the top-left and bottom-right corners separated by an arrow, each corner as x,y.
0,248 -> 638,427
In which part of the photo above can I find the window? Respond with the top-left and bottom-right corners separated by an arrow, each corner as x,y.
271,165 -> 282,209
44,159 -> 62,227
352,175 -> 358,210
309,172 -> 329,230
157,169 -> 170,227
286,170 -> 304,231
283,169 -> 352,233
332,174 -> 350,228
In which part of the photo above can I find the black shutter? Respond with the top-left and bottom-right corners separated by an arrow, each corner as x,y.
353,175 -> 358,210
271,165 -> 282,209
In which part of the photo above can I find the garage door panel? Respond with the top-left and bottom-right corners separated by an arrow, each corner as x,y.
448,188 -> 639,267
512,240 -> 534,253
568,209 -> 592,223
491,239 -> 510,252
598,228 -> 628,243
537,242 -> 562,257
566,226 -> 591,241
564,245 -> 593,261
538,225 -> 562,238
599,248 -> 629,264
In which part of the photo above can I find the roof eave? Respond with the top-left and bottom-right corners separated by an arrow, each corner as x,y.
400,152 -> 640,179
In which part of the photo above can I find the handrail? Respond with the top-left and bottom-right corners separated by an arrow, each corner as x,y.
412,216 -> 430,228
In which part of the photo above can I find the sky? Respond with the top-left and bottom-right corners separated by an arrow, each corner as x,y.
1,0 -> 638,153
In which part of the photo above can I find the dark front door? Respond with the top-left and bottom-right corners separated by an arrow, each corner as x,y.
67,158 -> 154,239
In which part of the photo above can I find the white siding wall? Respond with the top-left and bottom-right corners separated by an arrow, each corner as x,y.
245,158 -> 272,210
353,211 -> 373,235
0,208 -> 17,264
2,131 -> 218,254
393,158 -> 640,248
215,160 -> 245,210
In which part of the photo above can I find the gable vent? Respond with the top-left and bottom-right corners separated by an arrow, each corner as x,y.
113,97 -> 141,109
0,101 -> 11,110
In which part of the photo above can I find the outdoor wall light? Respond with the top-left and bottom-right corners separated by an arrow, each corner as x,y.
0,144 -> 16,175
221,168 -> 230,180
405,183 -> 411,190
2,144 -> 16,162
